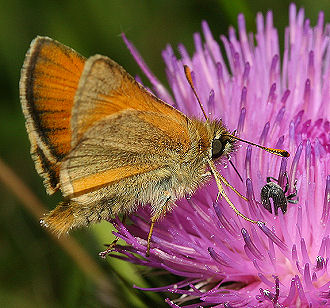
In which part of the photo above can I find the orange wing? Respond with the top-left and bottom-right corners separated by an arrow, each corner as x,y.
60,55 -> 192,197
71,55 -> 189,147
20,37 -> 85,194
21,38 -> 191,197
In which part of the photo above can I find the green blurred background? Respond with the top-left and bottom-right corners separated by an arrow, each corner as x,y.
0,1 -> 328,307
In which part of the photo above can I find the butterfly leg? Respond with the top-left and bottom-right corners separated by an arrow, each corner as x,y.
216,170 -> 248,201
146,194 -> 172,257
146,217 -> 157,257
99,215 -> 126,258
208,160 -> 257,223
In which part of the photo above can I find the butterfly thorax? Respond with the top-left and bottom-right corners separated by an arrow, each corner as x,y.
166,118 -> 235,199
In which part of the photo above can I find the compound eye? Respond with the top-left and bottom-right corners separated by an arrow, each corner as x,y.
212,139 -> 225,159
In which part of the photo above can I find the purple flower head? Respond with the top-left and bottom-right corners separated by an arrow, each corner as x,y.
105,4 -> 329,307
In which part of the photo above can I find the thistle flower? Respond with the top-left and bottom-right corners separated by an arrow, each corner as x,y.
105,4 -> 329,307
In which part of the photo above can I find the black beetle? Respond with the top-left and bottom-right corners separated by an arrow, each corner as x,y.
261,174 -> 298,215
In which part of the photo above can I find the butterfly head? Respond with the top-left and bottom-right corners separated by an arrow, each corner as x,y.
209,121 -> 237,161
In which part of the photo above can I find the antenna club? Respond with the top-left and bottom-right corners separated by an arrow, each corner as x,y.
184,65 -> 191,80
267,148 -> 290,157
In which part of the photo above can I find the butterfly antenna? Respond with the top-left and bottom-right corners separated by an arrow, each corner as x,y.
224,134 -> 290,158
184,65 -> 208,121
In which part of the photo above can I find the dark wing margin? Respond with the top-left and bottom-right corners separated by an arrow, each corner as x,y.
19,36 -> 85,194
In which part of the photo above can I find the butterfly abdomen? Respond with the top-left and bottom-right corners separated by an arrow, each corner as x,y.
41,198 -> 115,235
40,201 -> 76,235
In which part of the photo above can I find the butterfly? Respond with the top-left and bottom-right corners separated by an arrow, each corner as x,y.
20,36 -> 288,255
